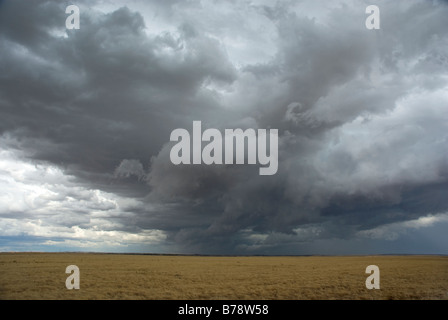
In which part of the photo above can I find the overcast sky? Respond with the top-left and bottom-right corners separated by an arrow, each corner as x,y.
0,0 -> 447,254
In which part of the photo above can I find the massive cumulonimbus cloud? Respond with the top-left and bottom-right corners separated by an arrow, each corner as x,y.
0,0 -> 447,254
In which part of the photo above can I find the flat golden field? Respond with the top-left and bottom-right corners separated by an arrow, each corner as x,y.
0,253 -> 447,300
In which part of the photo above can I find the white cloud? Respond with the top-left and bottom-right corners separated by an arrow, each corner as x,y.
0,141 -> 165,249
357,212 -> 448,241
300,87 -> 448,200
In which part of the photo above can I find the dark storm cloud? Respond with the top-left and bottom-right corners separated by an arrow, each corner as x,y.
0,0 -> 447,254
0,0 -> 235,177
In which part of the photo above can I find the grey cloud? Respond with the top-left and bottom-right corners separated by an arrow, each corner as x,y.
0,0 -> 447,254
0,1 -> 236,187
114,159 -> 145,180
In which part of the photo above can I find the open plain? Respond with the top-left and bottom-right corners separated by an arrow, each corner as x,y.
0,253 -> 447,300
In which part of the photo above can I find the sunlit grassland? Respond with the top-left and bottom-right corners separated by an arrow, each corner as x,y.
0,253 -> 447,299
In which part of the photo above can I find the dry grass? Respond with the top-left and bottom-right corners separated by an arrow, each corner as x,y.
0,253 -> 447,300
